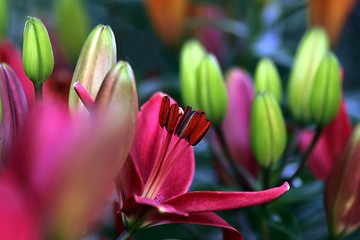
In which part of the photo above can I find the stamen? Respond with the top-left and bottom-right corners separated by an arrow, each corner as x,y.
142,96 -> 211,200
159,96 -> 170,127
188,112 -> 211,146
165,104 -> 181,133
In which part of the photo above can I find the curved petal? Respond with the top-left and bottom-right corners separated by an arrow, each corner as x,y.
131,92 -> 195,199
164,182 -> 290,213
150,211 -> 243,240
117,155 -> 144,203
222,68 -> 258,176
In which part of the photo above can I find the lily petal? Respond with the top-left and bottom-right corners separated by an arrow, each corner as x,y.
151,211 -> 243,240
0,172 -> 41,240
122,194 -> 189,221
164,182 -> 290,213
7,104 -> 130,239
131,92 -> 194,198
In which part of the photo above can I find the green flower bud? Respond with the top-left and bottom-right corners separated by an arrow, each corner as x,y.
254,58 -> 282,102
250,92 -> 286,168
310,53 -> 341,126
68,24 -> 116,111
180,39 -> 206,108
22,16 -> 54,85
0,0 -> 8,39
287,28 -> 329,124
197,54 -> 228,124
55,0 -> 90,63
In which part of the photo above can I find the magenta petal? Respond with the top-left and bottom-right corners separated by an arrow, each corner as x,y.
151,211 -> 243,240
0,173 -> 41,240
0,64 -> 28,163
117,155 -> 144,203
222,68 -> 258,176
122,194 -> 188,219
131,92 -> 194,198
299,130 -> 332,180
164,182 -> 290,213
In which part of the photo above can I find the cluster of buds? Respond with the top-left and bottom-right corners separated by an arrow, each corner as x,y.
180,39 -> 228,125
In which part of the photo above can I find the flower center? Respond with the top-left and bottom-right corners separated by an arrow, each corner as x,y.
141,96 -> 211,200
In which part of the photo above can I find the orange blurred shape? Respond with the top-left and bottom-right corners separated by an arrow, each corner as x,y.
145,0 -> 188,46
309,0 -> 356,45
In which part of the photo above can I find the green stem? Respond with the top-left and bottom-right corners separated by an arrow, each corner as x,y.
286,127 -> 323,184
34,83 -> 43,102
262,166 -> 271,190
261,217 -> 270,240
213,125 -> 257,191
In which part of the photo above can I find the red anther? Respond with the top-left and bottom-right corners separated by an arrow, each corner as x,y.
175,106 -> 193,136
180,112 -> 201,140
188,112 -> 211,146
159,96 -> 170,127
166,103 -> 181,133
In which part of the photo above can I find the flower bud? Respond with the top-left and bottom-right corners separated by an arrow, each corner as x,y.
180,39 -> 206,108
325,124 -> 360,238
0,64 -> 28,163
310,53 -> 341,126
250,92 -> 286,168
95,61 -> 138,171
287,28 -> 329,124
68,24 -> 116,111
22,16 -> 54,85
0,0 -> 8,40
197,53 -> 228,124
254,58 -> 282,102
55,0 -> 90,63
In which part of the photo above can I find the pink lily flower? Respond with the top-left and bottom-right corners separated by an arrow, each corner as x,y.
298,99 -> 352,180
4,103 -> 133,239
222,68 -> 259,176
115,92 -> 289,239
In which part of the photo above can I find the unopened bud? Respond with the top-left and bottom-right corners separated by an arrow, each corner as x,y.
55,0 -> 90,63
254,58 -> 282,102
180,39 -> 206,108
68,25 -> 116,111
22,16 -> 54,85
250,92 -> 286,168
287,28 -> 329,124
325,124 -> 360,238
310,53 -> 341,126
197,54 -> 228,124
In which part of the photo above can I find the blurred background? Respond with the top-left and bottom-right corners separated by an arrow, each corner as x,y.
3,0 -> 360,106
